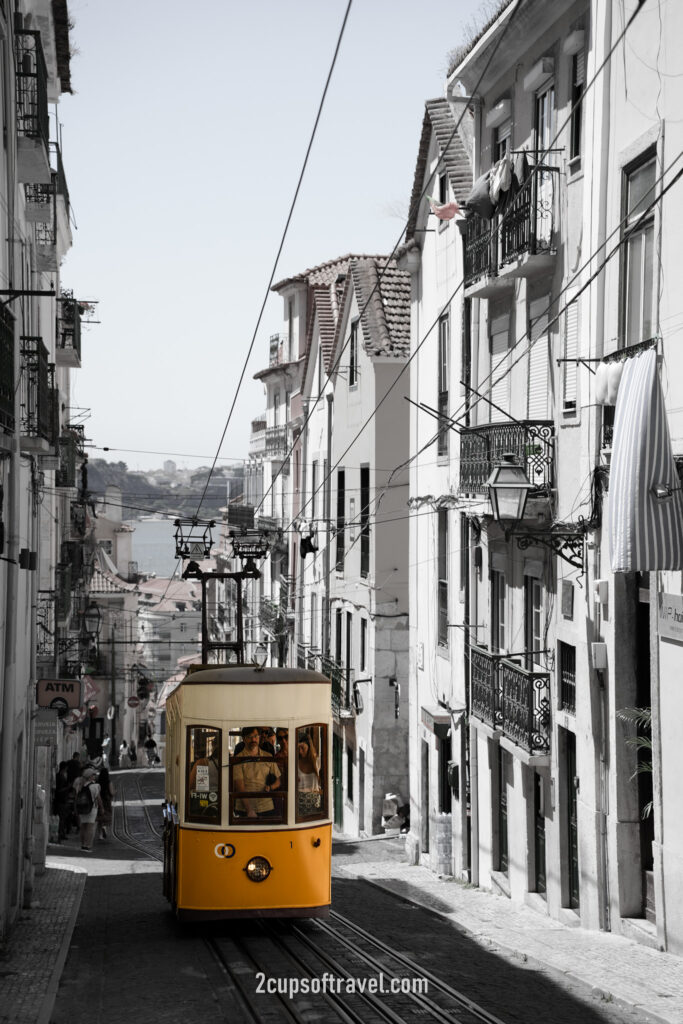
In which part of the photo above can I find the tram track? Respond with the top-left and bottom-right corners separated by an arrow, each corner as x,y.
112,770 -> 164,862
207,914 -> 512,1024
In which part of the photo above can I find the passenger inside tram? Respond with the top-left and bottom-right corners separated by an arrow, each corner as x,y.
232,726 -> 282,819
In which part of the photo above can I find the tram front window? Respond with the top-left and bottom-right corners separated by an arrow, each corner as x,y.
186,725 -> 221,824
296,724 -> 327,822
229,725 -> 287,824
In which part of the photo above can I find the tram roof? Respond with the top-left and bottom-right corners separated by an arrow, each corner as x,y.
179,665 -> 331,686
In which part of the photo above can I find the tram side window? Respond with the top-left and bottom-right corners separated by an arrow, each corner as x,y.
296,724 -> 327,822
229,725 -> 287,825
186,726 -> 221,824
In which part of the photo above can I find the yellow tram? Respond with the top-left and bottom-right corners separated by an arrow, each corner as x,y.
162,664 -> 332,920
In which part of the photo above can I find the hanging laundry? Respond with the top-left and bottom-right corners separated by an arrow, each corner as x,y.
489,155 -> 512,204
512,150 -> 530,191
428,196 -> 462,220
464,170 -> 494,219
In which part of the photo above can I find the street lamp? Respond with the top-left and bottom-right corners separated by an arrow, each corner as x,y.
486,453 -> 535,527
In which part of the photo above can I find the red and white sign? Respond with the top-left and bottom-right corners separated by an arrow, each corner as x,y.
82,675 -> 98,702
127,695 -> 141,708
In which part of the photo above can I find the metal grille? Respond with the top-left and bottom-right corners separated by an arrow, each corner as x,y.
469,645 -> 551,754
15,30 -> 49,147
459,420 -> 554,494
20,336 -> 56,442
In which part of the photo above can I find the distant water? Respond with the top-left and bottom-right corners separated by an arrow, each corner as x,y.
126,518 -> 179,578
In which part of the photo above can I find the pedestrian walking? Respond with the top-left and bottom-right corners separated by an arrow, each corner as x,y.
53,761 -> 72,842
129,741 -> 137,766
74,767 -> 103,852
119,740 -> 131,769
144,736 -> 157,766
97,766 -> 114,839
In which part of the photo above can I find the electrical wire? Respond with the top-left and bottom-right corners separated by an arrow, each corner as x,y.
192,0 -> 354,520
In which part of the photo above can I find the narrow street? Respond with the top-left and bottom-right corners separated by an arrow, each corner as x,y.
45,769 -> 650,1024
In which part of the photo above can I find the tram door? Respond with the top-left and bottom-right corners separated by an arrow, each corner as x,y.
333,733 -> 343,827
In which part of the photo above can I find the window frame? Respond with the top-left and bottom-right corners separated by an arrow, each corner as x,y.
185,724 -> 222,825
438,509 -> 449,647
437,313 -> 450,457
349,319 -> 359,388
295,723 -> 329,824
620,148 -> 657,348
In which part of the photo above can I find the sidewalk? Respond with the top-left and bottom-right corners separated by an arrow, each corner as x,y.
4,829 -> 683,1024
333,834 -> 683,1024
0,859 -> 85,1024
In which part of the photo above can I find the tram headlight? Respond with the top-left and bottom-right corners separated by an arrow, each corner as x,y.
244,856 -> 272,882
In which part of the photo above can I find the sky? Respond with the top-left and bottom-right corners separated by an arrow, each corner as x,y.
59,0 -> 485,472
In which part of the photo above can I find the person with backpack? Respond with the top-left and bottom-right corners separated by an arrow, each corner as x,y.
74,767 -> 103,852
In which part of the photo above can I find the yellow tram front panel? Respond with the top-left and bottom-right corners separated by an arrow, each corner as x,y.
176,823 -> 332,911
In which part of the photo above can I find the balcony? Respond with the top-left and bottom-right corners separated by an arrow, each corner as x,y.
266,424 -> 288,456
56,428 -> 82,489
20,336 -> 58,453
55,562 -> 72,625
36,592 -> 56,664
319,653 -> 353,718
15,30 -> 51,183
260,596 -> 288,638
0,305 -> 15,436
470,645 -> 551,756
56,292 -> 82,367
459,420 -> 554,496
464,164 -> 558,297
24,179 -> 54,223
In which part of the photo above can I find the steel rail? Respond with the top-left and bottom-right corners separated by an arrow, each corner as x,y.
323,910 -> 510,1024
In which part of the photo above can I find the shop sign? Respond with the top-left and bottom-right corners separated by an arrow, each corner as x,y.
658,592 -> 683,642
36,678 -> 82,711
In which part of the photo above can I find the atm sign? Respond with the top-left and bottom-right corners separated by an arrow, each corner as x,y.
36,679 -> 82,710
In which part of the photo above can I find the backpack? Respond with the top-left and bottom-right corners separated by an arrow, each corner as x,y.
76,783 -> 94,815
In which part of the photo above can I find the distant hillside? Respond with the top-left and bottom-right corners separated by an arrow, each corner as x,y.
85,459 -> 237,521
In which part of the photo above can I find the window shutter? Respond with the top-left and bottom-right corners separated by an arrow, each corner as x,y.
528,298 -> 549,419
575,49 -> 585,87
490,314 -> 510,422
564,292 -> 579,410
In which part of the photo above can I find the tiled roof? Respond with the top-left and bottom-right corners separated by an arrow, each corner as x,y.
405,98 -> 472,242
349,258 -> 411,359
272,253 -> 383,293
89,564 -> 138,595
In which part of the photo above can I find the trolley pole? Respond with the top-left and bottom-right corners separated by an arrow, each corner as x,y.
184,563 -> 260,666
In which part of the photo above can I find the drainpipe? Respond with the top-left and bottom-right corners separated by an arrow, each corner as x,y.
592,0 -> 613,935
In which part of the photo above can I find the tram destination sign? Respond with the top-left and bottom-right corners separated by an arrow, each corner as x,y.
36,678 -> 82,711
658,592 -> 683,642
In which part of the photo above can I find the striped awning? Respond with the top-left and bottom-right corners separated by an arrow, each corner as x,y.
609,349 -> 683,571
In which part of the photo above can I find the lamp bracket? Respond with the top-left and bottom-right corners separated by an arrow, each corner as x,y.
516,529 -> 585,570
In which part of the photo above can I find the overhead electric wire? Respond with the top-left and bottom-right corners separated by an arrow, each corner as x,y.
290,0 -> 655,534
192,0 -> 353,520
253,0 -> 529,531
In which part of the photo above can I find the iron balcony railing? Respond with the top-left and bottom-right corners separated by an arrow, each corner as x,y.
0,304 -> 15,433
57,293 -> 82,363
470,645 -> 551,755
459,420 -> 554,496
15,30 -> 49,150
36,592 -> 56,662
20,336 -> 58,443
319,653 -> 353,717
25,179 -> 55,223
265,425 -> 288,455
464,164 -> 558,286
260,596 -> 288,638
56,431 -> 79,488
